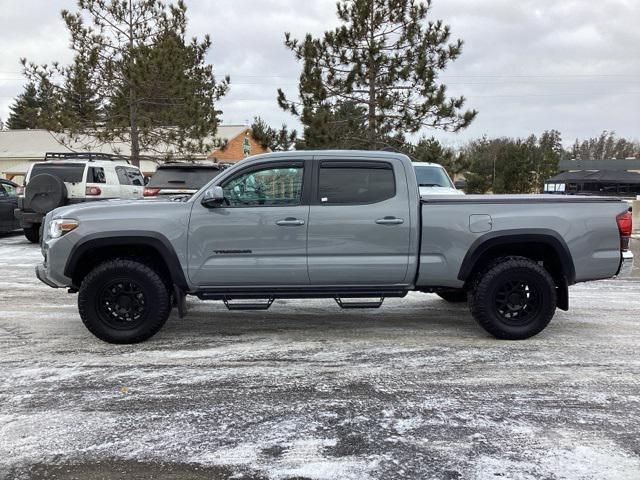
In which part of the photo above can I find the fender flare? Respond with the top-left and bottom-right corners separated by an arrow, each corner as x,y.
64,231 -> 189,290
457,228 -> 576,286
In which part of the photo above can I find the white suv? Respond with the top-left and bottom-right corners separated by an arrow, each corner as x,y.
15,152 -> 145,243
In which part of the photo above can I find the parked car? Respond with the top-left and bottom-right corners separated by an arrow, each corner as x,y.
144,162 -> 224,197
412,162 -> 463,195
14,152 -> 145,243
36,151 -> 633,344
0,179 -> 20,233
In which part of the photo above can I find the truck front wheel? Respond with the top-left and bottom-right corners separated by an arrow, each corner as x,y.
469,257 -> 557,340
78,259 -> 172,344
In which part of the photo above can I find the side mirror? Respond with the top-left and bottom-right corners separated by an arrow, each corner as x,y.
201,186 -> 225,208
144,176 -> 150,186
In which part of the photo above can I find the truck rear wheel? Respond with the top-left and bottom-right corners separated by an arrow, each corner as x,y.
469,257 -> 557,340
23,225 -> 40,243
78,259 -> 171,344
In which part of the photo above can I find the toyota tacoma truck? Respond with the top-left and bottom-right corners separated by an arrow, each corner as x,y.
35,151 -> 634,344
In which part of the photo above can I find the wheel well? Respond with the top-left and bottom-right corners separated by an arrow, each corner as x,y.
71,244 -> 172,288
462,241 -> 571,310
466,242 -> 564,280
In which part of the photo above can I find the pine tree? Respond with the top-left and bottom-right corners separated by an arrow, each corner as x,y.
6,83 -> 41,129
278,0 -> 476,150
250,116 -> 297,151
296,102 -> 370,150
23,0 -> 229,165
60,56 -> 102,129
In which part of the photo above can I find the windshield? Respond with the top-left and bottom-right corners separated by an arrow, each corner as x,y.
413,164 -> 454,188
29,163 -> 85,183
148,167 -> 222,189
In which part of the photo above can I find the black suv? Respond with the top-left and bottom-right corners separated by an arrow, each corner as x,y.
0,179 -> 20,234
144,162 -> 225,197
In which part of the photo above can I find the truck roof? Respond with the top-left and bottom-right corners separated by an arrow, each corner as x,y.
243,150 -> 412,161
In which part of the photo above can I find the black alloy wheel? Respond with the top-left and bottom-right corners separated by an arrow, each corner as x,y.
469,256 -> 557,340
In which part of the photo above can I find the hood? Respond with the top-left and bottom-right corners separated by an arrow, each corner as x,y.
51,197 -> 178,219
419,186 -> 465,196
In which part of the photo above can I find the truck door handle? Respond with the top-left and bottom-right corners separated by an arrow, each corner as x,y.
276,217 -> 305,226
376,216 -> 404,225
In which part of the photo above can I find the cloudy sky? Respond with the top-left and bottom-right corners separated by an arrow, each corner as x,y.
0,0 -> 638,147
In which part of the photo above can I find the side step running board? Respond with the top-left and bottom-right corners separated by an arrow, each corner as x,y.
223,297 -> 274,311
334,297 -> 384,309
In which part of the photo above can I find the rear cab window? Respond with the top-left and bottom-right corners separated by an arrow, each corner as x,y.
29,163 -> 85,183
318,161 -> 396,204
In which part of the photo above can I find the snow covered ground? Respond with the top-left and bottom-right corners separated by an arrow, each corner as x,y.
1,232 -> 639,480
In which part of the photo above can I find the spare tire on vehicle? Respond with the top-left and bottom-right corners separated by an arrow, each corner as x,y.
25,173 -> 68,214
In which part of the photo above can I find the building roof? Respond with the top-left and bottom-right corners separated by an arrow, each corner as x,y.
0,126 -> 250,159
559,158 -> 640,172
546,169 -> 640,184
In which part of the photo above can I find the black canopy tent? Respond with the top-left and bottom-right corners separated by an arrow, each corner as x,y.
544,169 -> 640,196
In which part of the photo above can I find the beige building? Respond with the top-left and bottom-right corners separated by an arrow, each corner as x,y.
0,126 -> 266,182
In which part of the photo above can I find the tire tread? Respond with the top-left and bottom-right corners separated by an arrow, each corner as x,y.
78,258 -> 171,344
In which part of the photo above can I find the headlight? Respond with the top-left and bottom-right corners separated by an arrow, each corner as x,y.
49,219 -> 79,239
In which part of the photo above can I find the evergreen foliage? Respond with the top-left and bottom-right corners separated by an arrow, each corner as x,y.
278,0 -> 476,150
21,0 -> 229,165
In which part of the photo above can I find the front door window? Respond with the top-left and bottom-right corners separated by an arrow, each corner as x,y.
222,165 -> 303,207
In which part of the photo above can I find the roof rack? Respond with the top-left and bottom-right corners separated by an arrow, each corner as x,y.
44,152 -> 131,163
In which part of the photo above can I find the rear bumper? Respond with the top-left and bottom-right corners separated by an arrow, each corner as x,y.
14,209 -> 44,226
617,251 -> 634,278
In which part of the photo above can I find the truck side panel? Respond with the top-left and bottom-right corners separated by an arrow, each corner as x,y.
416,197 -> 626,288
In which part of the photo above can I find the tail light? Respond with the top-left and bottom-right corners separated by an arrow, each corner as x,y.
616,210 -> 632,251
86,186 -> 102,196
144,187 -> 160,197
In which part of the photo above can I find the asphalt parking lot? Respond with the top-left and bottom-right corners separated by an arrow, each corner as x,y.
1,232 -> 639,480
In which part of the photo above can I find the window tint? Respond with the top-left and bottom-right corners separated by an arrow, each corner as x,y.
318,163 -> 395,204
88,167 -> 106,184
30,163 -> 85,183
0,184 -> 7,198
125,167 -> 144,186
115,166 -> 130,185
222,164 -> 303,207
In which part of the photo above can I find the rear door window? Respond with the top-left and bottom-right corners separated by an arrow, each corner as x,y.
318,162 -> 395,205
29,163 -> 85,183
88,167 -> 106,183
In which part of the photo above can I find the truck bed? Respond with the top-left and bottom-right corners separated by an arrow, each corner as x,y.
416,194 -> 628,288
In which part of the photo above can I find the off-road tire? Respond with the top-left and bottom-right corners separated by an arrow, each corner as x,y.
437,290 -> 467,303
468,256 -> 557,340
78,259 -> 171,344
23,225 -> 40,243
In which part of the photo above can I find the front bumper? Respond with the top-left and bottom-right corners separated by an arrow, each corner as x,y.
35,263 -> 62,288
617,251 -> 634,278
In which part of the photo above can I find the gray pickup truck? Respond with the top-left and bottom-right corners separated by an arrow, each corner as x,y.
36,151 -> 634,344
